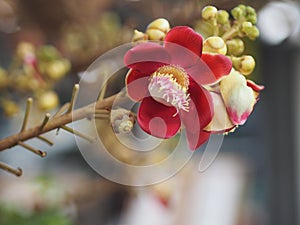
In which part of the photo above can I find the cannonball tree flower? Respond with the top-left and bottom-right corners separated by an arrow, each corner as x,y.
124,26 -> 232,150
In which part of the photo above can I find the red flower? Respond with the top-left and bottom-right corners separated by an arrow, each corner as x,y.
124,26 -> 232,150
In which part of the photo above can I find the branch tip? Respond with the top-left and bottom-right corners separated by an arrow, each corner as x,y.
18,141 -> 47,157
20,97 -> 33,132
0,162 -> 23,176
67,84 -> 80,114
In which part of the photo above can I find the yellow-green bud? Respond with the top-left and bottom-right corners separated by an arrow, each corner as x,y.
16,42 -> 35,60
38,91 -> 59,111
201,6 -> 218,20
245,6 -> 257,24
203,36 -> 227,55
217,10 -> 229,25
2,100 -> 19,117
232,55 -> 255,75
226,39 -> 244,56
241,21 -> 253,33
247,26 -> 260,40
46,59 -> 70,80
146,18 -> 170,41
0,67 -> 8,88
132,29 -> 148,42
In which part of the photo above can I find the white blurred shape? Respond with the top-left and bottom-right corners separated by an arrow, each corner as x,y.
0,0 -> 18,33
258,1 -> 300,45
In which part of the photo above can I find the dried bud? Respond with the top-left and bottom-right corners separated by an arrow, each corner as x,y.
132,29 -> 148,42
38,91 -> 59,111
203,36 -> 227,55
226,39 -> 244,56
217,10 -> 229,25
0,67 -> 8,88
146,18 -> 170,41
46,59 -> 70,80
111,108 -> 135,134
232,55 -> 255,75
201,6 -> 218,20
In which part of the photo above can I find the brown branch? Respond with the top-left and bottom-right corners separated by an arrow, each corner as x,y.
0,94 -> 117,151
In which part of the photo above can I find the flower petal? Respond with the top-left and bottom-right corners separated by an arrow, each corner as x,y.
164,26 -> 203,68
180,80 -> 213,149
201,53 -> 232,83
125,69 -> 150,101
138,97 -> 181,138
165,26 -> 203,57
203,92 -> 236,133
124,42 -> 171,74
185,129 -> 210,150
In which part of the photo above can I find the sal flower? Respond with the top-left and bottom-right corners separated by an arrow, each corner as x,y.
124,26 -> 232,150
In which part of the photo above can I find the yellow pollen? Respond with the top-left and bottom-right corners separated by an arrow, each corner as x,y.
153,65 -> 189,90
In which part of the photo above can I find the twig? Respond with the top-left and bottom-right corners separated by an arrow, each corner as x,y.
0,94 -> 118,151
61,125 -> 95,142
37,136 -> 54,146
40,113 -> 51,130
53,102 -> 70,117
0,161 -> 22,176
67,84 -> 79,114
20,98 -> 33,132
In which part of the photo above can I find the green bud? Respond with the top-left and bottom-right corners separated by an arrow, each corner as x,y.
46,59 -> 71,80
202,6 -> 218,20
226,39 -> 244,56
37,45 -> 60,62
2,100 -> 19,117
217,10 -> 229,25
245,6 -> 257,24
231,5 -> 245,20
38,91 -> 59,111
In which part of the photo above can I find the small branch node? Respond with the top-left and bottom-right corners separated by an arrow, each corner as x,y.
18,141 -> 47,157
0,162 -> 23,176
40,113 -> 51,130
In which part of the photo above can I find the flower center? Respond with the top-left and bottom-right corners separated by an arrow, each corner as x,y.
148,65 -> 190,113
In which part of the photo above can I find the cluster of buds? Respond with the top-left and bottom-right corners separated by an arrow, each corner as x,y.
132,18 -> 171,42
200,4 -> 259,76
0,42 -> 70,116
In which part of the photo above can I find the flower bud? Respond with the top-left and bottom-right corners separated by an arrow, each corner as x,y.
219,69 -> 256,125
111,108 -> 135,134
217,10 -> 229,25
16,42 -> 35,60
46,59 -> 70,80
2,100 -> 19,117
226,39 -> 244,56
132,29 -> 148,42
232,55 -> 255,75
231,5 -> 246,20
38,91 -> 59,111
246,26 -> 260,40
201,6 -> 218,20
203,36 -> 227,55
146,18 -> 170,41
241,21 -> 253,33
245,6 -> 257,24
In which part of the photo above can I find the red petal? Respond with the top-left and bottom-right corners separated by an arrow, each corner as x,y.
138,97 -> 181,139
185,129 -> 210,150
201,53 -> 232,83
126,69 -> 150,101
164,26 -> 203,68
246,79 -> 265,91
165,26 -> 203,57
124,42 -> 170,74
181,79 -> 213,133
